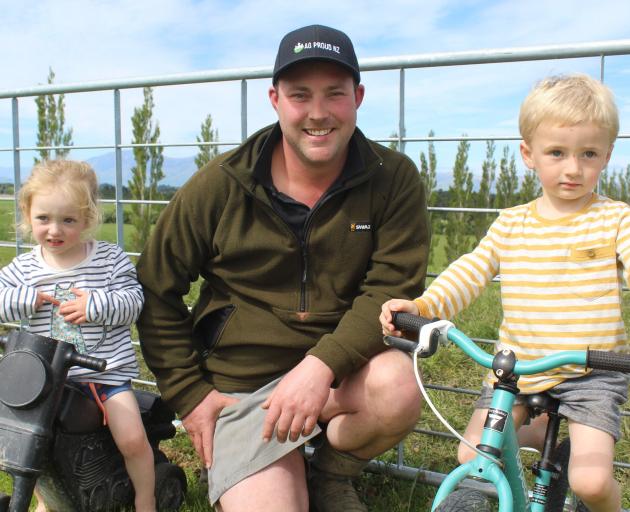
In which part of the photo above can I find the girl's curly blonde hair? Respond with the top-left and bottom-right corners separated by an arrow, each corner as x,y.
18,159 -> 101,238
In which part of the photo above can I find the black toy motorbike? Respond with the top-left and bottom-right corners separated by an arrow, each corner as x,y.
0,330 -> 187,512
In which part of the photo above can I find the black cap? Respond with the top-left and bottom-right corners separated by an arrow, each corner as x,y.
273,24 -> 360,84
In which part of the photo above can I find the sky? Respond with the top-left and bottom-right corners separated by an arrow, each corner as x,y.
1,0 -> 630,187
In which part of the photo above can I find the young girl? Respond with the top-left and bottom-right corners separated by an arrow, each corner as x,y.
0,159 -> 155,512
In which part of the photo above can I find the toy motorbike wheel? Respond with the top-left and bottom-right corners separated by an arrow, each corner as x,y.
155,461 -> 187,511
0,492 -> 9,512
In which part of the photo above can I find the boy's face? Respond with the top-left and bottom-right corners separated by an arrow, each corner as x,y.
520,121 -> 613,213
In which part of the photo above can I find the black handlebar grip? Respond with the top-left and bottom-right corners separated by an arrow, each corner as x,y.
69,352 -> 107,372
0,335 -> 6,350
392,312 -> 435,334
587,350 -> 630,373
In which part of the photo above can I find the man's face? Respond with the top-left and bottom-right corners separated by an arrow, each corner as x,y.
269,60 -> 364,173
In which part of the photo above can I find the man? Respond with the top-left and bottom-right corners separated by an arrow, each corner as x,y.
137,24 -> 429,512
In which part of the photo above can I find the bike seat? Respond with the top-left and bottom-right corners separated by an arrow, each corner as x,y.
524,392 -> 559,416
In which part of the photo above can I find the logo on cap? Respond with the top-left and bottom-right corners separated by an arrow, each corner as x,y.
294,42 -> 304,54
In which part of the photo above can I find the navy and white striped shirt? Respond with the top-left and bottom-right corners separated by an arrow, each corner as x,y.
0,240 -> 142,385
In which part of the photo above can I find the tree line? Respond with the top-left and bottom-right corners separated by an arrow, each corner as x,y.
36,68 -> 630,261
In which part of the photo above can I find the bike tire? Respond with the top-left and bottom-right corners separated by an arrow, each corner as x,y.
545,438 -> 588,512
433,489 -> 492,512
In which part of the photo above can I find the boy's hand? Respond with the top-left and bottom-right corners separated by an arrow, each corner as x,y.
58,288 -> 89,324
35,291 -> 60,310
380,299 -> 419,336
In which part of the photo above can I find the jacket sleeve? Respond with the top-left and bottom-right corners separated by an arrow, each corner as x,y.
616,205 -> 630,288
86,245 -> 145,327
307,152 -> 430,382
414,218 -> 501,319
0,257 -> 38,322
135,171 -> 222,417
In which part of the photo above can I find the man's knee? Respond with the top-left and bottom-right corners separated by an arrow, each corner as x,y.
364,350 -> 422,428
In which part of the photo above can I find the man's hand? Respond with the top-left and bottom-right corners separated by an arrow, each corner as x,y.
58,288 -> 89,324
261,355 -> 334,443
182,390 -> 239,468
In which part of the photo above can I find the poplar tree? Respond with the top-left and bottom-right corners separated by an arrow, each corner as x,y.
445,137 -> 474,263
194,114 -> 219,169
519,168 -> 541,204
473,140 -> 497,243
419,131 -> 438,265
419,130 -> 438,206
128,87 -> 164,251
495,146 -> 519,209
34,68 -> 73,163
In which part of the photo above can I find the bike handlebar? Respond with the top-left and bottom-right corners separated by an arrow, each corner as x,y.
587,350 -> 630,373
390,312 -> 630,375
68,352 -> 107,372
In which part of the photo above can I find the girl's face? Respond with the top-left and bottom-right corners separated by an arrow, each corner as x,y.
29,190 -> 88,268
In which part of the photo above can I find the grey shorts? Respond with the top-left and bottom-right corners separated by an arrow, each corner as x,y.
206,377 -> 322,505
475,370 -> 629,441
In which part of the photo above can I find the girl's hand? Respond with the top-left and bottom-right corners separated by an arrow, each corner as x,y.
58,288 -> 89,324
380,299 -> 419,336
36,291 -> 60,310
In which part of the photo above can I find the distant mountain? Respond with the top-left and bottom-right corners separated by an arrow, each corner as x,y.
86,151 -> 197,187
0,151 -> 198,187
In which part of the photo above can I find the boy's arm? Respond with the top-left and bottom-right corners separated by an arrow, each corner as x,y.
0,259 -> 38,322
415,222 -> 501,320
85,246 -> 144,326
616,208 -> 630,287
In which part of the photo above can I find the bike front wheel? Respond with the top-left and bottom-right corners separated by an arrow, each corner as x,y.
433,489 -> 492,512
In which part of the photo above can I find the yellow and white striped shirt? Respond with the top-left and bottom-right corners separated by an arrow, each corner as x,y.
415,194 -> 630,393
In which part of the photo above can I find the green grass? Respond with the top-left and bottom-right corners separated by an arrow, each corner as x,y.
0,222 -> 628,510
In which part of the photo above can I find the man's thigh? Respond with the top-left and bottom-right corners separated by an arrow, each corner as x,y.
208,377 -> 321,505
217,449 -> 308,512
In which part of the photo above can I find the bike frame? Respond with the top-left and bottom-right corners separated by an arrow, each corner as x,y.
429,327 -> 588,512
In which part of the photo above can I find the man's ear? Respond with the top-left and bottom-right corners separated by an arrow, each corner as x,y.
520,140 -> 534,169
269,86 -> 279,112
354,84 -> 365,109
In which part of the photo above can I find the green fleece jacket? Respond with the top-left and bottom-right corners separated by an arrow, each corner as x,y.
137,124 -> 430,416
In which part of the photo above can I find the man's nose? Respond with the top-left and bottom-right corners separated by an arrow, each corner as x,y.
309,96 -> 328,121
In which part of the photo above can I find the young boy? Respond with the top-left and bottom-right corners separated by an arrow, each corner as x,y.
380,74 -> 629,512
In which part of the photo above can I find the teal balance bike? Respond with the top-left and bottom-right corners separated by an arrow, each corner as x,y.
385,312 -> 630,512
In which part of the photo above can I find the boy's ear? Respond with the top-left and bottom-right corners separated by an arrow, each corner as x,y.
520,141 -> 534,169
605,143 -> 614,164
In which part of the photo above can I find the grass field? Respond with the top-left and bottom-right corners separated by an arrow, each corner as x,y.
0,200 -> 627,510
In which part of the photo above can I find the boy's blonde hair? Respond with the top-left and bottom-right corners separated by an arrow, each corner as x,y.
18,159 -> 101,238
519,73 -> 619,144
